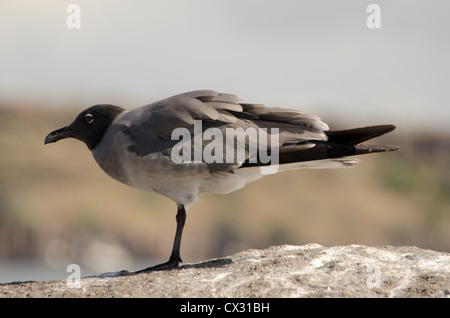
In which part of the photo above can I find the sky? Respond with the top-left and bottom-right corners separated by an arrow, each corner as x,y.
1,0 -> 449,132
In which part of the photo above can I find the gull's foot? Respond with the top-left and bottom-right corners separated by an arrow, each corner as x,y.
135,259 -> 181,273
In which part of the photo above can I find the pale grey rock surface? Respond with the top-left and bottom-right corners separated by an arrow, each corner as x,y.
1,244 -> 449,298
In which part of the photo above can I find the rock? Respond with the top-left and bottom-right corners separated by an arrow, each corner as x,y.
0,244 -> 449,298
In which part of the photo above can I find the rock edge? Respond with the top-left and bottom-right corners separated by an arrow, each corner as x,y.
1,244 -> 449,298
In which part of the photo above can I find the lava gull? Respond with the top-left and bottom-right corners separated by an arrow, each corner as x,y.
44,90 -> 399,272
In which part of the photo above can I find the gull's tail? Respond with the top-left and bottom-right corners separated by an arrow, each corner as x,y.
241,124 -> 400,167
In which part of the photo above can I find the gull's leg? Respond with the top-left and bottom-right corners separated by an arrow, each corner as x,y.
136,204 -> 186,272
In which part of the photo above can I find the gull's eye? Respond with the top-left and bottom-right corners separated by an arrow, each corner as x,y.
84,113 -> 94,124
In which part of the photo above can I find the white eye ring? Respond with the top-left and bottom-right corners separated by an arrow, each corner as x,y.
85,113 -> 94,124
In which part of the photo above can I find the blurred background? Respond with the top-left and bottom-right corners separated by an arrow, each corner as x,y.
0,0 -> 449,283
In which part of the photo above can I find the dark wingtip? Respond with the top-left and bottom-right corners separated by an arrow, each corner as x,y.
383,124 -> 397,133
327,124 -> 398,146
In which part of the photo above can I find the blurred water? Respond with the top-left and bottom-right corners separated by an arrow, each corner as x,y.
0,260 -> 96,284
0,259 -> 155,285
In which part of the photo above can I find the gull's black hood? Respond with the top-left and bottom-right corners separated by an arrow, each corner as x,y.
44,104 -> 125,150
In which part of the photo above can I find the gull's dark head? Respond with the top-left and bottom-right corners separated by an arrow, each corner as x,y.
44,104 -> 125,150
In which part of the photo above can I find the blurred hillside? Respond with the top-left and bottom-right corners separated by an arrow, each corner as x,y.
0,104 -> 449,281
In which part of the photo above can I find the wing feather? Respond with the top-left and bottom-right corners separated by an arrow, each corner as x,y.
117,90 -> 329,170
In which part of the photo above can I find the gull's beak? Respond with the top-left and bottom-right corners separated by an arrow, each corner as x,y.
44,126 -> 76,145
